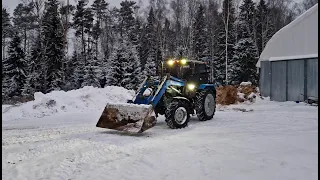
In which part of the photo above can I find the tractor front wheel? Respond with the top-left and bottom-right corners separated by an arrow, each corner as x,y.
195,89 -> 216,121
165,100 -> 190,129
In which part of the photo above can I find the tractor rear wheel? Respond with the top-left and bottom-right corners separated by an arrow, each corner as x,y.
195,89 -> 216,121
165,99 -> 190,129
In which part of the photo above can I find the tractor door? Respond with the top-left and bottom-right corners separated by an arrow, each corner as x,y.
186,63 -> 209,85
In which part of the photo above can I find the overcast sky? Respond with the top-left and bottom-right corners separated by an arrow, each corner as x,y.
3,0 -> 149,15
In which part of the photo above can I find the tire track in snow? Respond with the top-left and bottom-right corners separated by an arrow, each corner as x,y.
3,126 -> 150,180
2,125 -> 99,146
49,141 -> 147,180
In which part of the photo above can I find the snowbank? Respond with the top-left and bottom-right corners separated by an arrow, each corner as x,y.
2,86 -> 135,121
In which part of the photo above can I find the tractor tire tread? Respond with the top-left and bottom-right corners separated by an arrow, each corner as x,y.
165,99 -> 190,129
195,89 -> 216,121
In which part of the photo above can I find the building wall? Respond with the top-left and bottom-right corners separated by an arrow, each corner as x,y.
259,58 -> 318,102
271,61 -> 287,101
307,59 -> 318,98
287,60 -> 305,101
259,61 -> 271,97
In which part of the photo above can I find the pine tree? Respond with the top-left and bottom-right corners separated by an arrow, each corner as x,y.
107,41 -> 122,86
64,51 -> 77,89
59,4 -> 75,55
84,7 -> 94,55
2,33 -> 27,99
120,36 -> 142,90
163,18 -> 175,58
92,0 -> 109,22
82,8 -> 103,88
142,7 -> 157,76
135,17 -> 143,61
213,0 -> 237,85
192,4 -> 208,60
170,0 -> 184,57
41,0 -> 65,92
2,8 -> 12,60
119,0 -> 137,43
255,0 -> 274,55
69,51 -> 85,89
73,0 -> 88,62
12,3 -> 37,54
205,0 -> 220,82
237,0 -> 256,38
22,36 -> 44,96
230,0 -> 259,85
232,37 -> 259,85
82,48 -> 101,87
91,20 -> 102,60
106,35 -> 141,90
101,6 -> 117,59
82,64 -> 101,87
144,56 -> 157,76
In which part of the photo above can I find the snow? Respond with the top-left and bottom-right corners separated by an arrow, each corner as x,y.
240,81 -> 252,86
2,87 -> 318,180
256,4 -> 318,67
268,54 -> 318,61
237,92 -> 245,100
2,86 -> 135,121
248,92 -> 256,99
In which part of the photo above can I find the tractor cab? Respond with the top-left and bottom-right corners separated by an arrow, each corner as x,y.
161,59 -> 211,85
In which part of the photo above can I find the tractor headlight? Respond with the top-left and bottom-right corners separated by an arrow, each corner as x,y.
181,59 -> 187,65
187,84 -> 196,91
167,60 -> 174,66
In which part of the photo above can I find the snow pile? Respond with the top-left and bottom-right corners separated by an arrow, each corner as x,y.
237,92 -> 246,101
2,86 -> 135,121
237,82 -> 259,103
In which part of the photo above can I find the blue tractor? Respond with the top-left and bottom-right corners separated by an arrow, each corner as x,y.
96,59 -> 217,133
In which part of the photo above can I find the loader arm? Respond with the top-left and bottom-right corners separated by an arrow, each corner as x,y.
150,75 -> 185,107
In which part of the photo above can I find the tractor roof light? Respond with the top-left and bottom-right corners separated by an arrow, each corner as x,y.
181,59 -> 187,65
167,59 -> 174,66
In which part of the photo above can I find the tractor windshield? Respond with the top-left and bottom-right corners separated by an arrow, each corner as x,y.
162,60 -> 192,79
161,59 -> 210,83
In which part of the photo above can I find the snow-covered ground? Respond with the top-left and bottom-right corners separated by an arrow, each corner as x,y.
2,87 -> 318,180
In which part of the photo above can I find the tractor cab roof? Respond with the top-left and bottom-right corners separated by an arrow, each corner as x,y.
161,58 -> 210,81
164,59 -> 207,65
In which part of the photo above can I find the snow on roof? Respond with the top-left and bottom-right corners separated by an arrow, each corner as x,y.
256,4 -> 318,68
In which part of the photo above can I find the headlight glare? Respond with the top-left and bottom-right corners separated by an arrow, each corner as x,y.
187,84 -> 196,90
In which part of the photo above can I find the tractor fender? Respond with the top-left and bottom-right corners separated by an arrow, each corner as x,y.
199,84 -> 217,97
198,84 -> 216,91
172,97 -> 194,114
173,96 -> 190,102
198,84 -> 216,96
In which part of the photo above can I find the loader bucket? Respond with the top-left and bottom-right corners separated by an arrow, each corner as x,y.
96,103 -> 157,133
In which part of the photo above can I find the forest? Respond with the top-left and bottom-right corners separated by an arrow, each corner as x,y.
1,0 -> 317,103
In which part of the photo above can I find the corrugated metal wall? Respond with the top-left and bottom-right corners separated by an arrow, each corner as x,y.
259,61 -> 271,97
307,59 -> 318,98
271,61 -> 287,101
287,60 -> 305,101
259,58 -> 318,102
